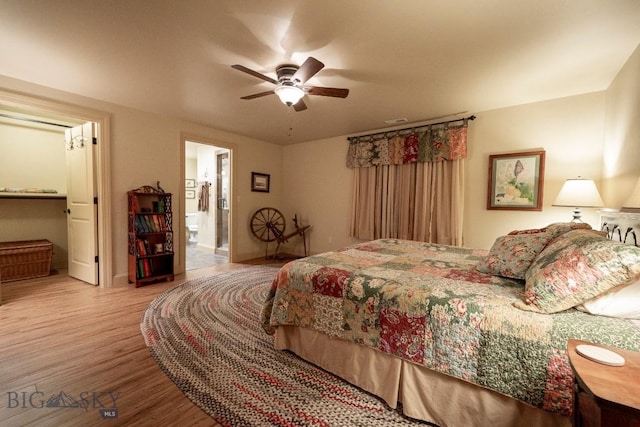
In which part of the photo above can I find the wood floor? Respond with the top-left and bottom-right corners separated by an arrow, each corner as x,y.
0,261 -> 278,427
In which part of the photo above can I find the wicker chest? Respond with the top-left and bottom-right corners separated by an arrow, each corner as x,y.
0,240 -> 53,283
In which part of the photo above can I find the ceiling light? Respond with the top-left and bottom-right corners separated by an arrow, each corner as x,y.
274,84 -> 304,106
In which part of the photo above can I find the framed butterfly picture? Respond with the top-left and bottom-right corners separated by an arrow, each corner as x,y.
487,150 -> 545,210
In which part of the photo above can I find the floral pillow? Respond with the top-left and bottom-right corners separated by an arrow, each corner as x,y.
476,232 -> 552,280
507,227 -> 548,236
476,222 -> 593,280
514,229 -> 640,313
544,222 -> 593,239
506,222 -> 591,237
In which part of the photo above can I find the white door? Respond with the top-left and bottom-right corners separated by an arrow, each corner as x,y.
64,122 -> 98,285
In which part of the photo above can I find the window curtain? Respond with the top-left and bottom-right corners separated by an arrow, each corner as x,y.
348,120 -> 469,246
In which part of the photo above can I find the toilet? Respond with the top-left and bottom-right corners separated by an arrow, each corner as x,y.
186,213 -> 198,244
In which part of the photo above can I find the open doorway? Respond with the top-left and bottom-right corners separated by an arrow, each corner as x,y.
185,140 -> 230,270
0,91 -> 112,287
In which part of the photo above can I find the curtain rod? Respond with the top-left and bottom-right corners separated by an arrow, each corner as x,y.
0,113 -> 72,129
348,114 -> 476,142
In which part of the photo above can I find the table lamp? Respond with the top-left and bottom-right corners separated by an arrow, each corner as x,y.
552,177 -> 604,222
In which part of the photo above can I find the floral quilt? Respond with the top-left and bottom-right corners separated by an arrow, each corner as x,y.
261,238 -> 640,416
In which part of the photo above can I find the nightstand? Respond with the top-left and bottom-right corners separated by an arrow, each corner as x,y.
567,339 -> 640,427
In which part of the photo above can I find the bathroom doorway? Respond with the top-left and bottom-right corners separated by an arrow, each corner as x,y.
185,140 -> 230,271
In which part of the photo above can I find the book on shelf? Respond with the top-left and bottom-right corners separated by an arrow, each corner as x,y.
144,216 -> 153,232
159,215 -> 167,231
135,216 -> 149,233
134,214 -> 168,233
152,215 -> 161,232
137,258 -> 153,278
136,238 -> 150,256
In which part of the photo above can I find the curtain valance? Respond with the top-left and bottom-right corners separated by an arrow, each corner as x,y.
346,118 -> 471,168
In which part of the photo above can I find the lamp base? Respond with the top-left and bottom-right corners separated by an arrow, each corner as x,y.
571,207 -> 583,223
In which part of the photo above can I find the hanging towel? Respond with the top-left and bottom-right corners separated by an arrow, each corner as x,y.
197,183 -> 209,212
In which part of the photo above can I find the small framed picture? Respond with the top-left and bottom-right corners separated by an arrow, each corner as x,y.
251,172 -> 270,193
185,179 -> 196,188
185,190 -> 196,199
487,150 -> 545,210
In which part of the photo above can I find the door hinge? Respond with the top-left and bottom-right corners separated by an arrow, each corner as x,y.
94,255 -> 99,263
93,197 -> 98,205
92,137 -> 97,145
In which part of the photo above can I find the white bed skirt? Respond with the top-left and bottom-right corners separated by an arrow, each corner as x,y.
274,326 -> 569,427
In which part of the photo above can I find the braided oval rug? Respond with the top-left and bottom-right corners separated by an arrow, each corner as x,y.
140,266 -> 431,426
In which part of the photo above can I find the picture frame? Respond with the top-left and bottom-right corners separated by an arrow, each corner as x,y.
487,150 -> 545,210
185,190 -> 196,199
251,172 -> 270,193
185,179 -> 196,188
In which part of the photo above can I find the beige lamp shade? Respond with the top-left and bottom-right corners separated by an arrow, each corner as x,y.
553,178 -> 604,222
621,177 -> 640,212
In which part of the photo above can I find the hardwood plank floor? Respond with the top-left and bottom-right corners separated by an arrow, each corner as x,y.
0,263 -> 274,427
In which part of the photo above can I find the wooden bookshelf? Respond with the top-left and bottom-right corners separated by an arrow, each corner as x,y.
127,186 -> 174,287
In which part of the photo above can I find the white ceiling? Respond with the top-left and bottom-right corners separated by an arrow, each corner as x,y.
1,0 -> 639,145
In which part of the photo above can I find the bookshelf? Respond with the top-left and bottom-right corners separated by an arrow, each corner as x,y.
127,186 -> 174,287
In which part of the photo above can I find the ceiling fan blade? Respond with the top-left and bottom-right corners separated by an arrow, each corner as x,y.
305,86 -> 349,98
292,99 -> 307,112
231,64 -> 277,85
291,57 -> 324,85
240,90 -> 275,100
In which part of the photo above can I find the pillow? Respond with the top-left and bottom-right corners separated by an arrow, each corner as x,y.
476,222 -> 592,280
507,227 -> 548,236
515,229 -> 640,313
544,222 -> 593,239
506,222 -> 591,237
576,279 -> 640,319
476,232 -> 553,279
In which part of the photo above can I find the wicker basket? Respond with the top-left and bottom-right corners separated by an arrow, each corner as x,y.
0,240 -> 53,282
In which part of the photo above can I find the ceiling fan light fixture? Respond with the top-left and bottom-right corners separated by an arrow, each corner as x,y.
233,57 -> 347,112
274,84 -> 304,106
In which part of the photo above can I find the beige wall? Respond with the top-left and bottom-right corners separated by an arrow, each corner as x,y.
464,93 -> 606,248
602,43 -> 640,205
108,106 -> 284,283
1,41 -> 638,282
0,120 -> 69,270
0,198 -> 68,271
281,136 -> 362,255
0,75 -> 283,286
0,121 -> 67,191
282,92 -> 607,254
280,44 -> 639,253
190,143 -> 217,250
185,156 -> 198,213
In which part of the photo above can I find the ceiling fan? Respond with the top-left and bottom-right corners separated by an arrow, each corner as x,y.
231,57 -> 349,112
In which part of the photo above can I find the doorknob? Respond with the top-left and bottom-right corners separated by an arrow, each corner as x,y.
63,208 -> 71,214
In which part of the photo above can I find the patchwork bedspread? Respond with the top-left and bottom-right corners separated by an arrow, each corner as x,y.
261,239 -> 640,416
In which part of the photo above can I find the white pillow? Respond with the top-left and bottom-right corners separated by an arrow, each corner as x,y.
576,279 -> 640,319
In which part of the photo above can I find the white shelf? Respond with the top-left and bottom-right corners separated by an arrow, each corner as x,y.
0,192 -> 66,200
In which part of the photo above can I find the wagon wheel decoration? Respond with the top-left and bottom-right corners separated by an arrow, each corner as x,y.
250,207 -> 286,243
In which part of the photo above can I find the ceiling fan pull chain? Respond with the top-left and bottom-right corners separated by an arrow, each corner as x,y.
288,113 -> 294,137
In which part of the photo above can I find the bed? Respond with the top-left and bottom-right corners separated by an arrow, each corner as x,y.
261,222 -> 640,427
